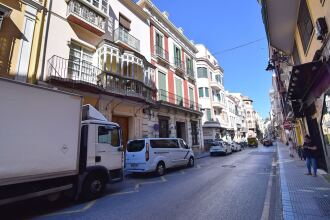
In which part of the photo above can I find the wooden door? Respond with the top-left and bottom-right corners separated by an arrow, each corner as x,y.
112,116 -> 129,148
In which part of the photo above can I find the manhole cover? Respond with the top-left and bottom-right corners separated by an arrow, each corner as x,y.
222,165 -> 236,168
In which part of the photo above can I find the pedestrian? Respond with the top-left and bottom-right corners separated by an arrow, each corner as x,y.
304,135 -> 318,177
288,138 -> 294,157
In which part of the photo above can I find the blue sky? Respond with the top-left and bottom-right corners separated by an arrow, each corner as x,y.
150,0 -> 272,119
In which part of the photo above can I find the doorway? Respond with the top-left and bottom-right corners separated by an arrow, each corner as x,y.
159,117 -> 169,138
112,115 -> 129,149
176,121 -> 186,141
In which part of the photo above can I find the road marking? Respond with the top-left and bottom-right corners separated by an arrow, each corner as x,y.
260,157 -> 276,220
43,200 -> 97,217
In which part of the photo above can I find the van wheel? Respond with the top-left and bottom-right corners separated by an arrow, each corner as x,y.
188,157 -> 194,167
156,162 -> 165,176
82,174 -> 106,200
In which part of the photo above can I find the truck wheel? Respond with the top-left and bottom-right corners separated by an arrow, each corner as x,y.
187,157 -> 194,167
82,174 -> 106,200
155,162 -> 165,176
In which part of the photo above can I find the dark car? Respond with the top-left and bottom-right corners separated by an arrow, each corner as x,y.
263,139 -> 273,147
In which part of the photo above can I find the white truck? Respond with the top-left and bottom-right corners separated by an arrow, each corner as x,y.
0,78 -> 124,206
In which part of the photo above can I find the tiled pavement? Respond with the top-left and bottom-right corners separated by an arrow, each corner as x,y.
277,142 -> 330,220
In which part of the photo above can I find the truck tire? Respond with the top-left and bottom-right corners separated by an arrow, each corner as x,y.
82,173 -> 106,200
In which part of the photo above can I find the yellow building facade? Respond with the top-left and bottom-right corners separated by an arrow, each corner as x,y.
0,0 -> 47,83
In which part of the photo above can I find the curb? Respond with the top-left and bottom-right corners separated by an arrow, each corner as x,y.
195,154 -> 209,159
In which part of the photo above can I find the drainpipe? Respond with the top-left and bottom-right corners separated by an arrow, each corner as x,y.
40,0 -> 53,81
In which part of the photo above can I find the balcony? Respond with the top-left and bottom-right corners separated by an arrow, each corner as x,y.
66,0 -> 106,36
158,89 -> 201,113
186,67 -> 195,81
210,80 -> 222,90
47,55 -> 155,103
153,45 -> 169,65
213,100 -> 225,110
173,57 -> 185,76
114,27 -> 140,52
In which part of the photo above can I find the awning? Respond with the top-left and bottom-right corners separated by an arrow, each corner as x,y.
287,60 -> 326,117
261,0 -> 300,54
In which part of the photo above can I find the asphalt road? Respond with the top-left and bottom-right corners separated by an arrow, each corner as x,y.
1,145 -> 279,220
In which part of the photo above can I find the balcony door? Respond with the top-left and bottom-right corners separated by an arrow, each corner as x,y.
155,32 -> 163,57
174,45 -> 181,67
175,78 -> 183,106
189,87 -> 194,109
68,43 -> 94,83
158,71 -> 167,101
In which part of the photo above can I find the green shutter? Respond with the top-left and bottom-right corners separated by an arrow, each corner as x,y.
198,87 -> 203,97
158,71 -> 167,101
175,78 -> 183,106
189,87 -> 194,109
205,87 -> 209,97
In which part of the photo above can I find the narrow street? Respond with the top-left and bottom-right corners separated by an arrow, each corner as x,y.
1,146 -> 279,220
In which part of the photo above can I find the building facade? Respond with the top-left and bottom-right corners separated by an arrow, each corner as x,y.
0,0 -> 47,83
260,0 -> 330,171
40,0 -> 156,147
195,44 -> 226,142
137,0 -> 203,149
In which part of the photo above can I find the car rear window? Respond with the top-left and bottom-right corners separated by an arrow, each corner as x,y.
211,142 -> 222,146
127,140 -> 145,152
150,139 -> 179,148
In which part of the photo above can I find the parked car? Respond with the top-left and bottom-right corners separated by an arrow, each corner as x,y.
125,138 -> 195,176
210,141 -> 227,156
233,142 -> 242,152
223,141 -> 233,154
263,139 -> 273,147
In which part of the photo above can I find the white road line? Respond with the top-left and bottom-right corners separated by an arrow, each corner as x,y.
260,157 -> 275,220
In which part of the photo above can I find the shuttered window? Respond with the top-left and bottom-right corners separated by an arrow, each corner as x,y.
119,13 -> 131,31
297,0 -> 313,53
158,71 -> 167,101
199,87 -> 204,97
206,109 -> 212,121
205,87 -> 209,97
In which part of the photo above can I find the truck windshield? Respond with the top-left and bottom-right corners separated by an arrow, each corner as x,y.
127,140 -> 145,152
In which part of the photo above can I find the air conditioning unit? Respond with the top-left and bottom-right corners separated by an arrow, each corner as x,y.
316,17 -> 328,40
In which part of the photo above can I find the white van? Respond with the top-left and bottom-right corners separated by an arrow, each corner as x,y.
125,138 -> 195,176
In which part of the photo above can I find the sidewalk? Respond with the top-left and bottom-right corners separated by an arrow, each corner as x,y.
277,142 -> 330,219
194,150 -> 210,159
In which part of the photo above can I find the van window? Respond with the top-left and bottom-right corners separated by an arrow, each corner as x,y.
150,139 -> 179,148
179,139 -> 189,149
98,126 -> 120,147
127,140 -> 145,152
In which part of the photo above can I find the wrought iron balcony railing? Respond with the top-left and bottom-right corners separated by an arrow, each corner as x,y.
153,45 -> 169,62
47,55 -> 155,103
67,0 -> 105,32
157,89 -> 201,112
114,27 -> 140,52
186,67 -> 195,79
173,57 -> 185,71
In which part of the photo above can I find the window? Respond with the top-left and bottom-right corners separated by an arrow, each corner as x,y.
127,140 -> 145,152
205,87 -> 209,97
174,45 -> 181,66
179,139 -> 189,149
98,126 -> 120,147
158,71 -> 167,101
68,43 -> 94,82
292,40 -> 301,65
150,139 -> 179,148
101,0 -> 108,13
199,87 -> 204,97
206,109 -> 212,121
186,57 -> 193,75
197,67 -> 208,78
297,0 -> 313,53
155,32 -> 164,57
189,87 -> 194,109
119,13 -> 131,31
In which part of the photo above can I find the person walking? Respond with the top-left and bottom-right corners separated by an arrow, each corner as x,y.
304,135 -> 318,177
288,138 -> 294,157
